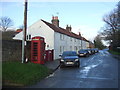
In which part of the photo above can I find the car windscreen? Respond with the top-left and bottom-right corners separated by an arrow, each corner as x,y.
62,51 -> 77,57
78,50 -> 87,53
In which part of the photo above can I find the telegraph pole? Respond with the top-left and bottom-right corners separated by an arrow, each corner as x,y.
81,34 -> 83,49
22,0 -> 28,63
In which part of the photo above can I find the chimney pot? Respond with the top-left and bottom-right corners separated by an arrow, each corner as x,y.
79,32 -> 81,36
51,16 -> 59,27
66,25 -> 72,32
55,16 -> 58,19
52,16 -> 54,20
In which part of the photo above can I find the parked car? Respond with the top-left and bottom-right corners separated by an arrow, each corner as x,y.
84,49 -> 92,55
94,48 -> 99,53
78,49 -> 89,57
59,51 -> 80,68
89,48 -> 95,54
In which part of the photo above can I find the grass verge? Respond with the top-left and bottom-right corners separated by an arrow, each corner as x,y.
108,50 -> 120,55
2,61 -> 52,87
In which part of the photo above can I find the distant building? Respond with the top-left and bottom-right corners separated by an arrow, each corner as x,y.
89,41 -> 94,48
13,16 -> 90,59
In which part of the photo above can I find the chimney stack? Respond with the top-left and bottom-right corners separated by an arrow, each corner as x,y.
78,32 -> 81,37
66,25 -> 72,32
51,16 -> 59,27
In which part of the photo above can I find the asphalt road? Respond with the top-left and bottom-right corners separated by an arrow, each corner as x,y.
28,49 -> 119,88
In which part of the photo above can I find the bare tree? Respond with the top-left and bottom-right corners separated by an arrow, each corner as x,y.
100,3 -> 120,51
102,10 -> 117,35
0,17 -> 14,31
101,9 -> 119,44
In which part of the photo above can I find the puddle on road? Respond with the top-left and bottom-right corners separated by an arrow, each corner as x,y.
79,59 -> 103,78
79,51 -> 105,79
99,50 -> 110,57
79,63 -> 113,80
80,64 -> 98,76
80,76 -> 113,80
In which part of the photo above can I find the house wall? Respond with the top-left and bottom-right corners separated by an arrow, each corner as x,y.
54,32 -> 84,59
27,20 -> 55,50
13,20 -> 55,50
86,41 -> 90,48
13,19 -> 89,60
82,40 -> 86,49
13,31 -> 23,40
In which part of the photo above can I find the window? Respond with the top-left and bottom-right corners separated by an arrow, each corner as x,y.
60,46 -> 62,53
27,34 -> 31,40
60,34 -> 63,40
76,39 -> 78,42
60,33 -> 65,40
63,34 -> 64,40
27,35 -> 29,40
60,34 -> 62,40
74,46 -> 77,51
63,46 -> 65,51
70,37 -> 72,41
60,46 -> 66,53
70,46 -> 72,51
29,35 -> 31,40
74,38 -> 76,42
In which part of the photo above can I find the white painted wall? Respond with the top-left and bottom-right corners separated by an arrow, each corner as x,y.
54,32 -> 84,59
86,41 -> 90,48
13,31 -> 23,40
82,40 -> 87,49
13,19 -> 89,60
13,20 -> 55,50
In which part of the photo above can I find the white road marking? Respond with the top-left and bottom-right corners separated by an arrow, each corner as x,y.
46,73 -> 55,79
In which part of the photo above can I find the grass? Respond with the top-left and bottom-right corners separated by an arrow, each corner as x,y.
2,61 -> 52,87
108,50 -> 120,55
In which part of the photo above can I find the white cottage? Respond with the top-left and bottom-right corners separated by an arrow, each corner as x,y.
13,16 -> 89,59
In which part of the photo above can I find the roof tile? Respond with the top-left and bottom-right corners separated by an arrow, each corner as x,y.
41,19 -> 89,42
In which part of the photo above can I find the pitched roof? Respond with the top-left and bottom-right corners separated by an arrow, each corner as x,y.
16,29 -> 22,33
41,19 -> 89,42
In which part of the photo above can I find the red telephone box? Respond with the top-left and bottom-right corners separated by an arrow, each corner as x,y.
31,36 -> 45,64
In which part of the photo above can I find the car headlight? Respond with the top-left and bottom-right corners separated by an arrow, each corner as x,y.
60,59 -> 64,62
75,59 -> 79,61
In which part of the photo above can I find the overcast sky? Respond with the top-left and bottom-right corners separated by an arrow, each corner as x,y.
0,0 -> 119,41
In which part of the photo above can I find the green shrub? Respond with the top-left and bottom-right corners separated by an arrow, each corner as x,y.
108,50 -> 120,55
